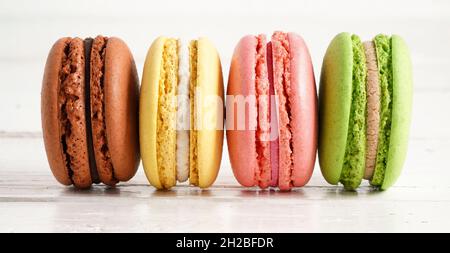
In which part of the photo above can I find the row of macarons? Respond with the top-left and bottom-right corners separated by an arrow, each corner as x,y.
41,31 -> 412,191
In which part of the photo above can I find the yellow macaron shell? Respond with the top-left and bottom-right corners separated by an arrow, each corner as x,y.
157,38 -> 178,188
140,36 -> 166,189
195,37 -> 224,188
189,40 -> 198,185
140,37 -> 224,189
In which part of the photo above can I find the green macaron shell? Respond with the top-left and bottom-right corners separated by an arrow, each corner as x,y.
319,32 -> 353,185
370,34 -> 393,186
339,35 -> 367,190
380,35 -> 413,190
320,33 -> 412,190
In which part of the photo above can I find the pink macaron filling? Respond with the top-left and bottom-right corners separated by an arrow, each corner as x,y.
267,42 -> 279,187
255,35 -> 271,188
271,31 -> 294,191
254,32 -> 294,190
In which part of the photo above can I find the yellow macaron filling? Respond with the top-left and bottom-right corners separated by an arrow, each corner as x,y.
189,40 -> 199,186
157,38 -> 178,189
156,38 -> 200,188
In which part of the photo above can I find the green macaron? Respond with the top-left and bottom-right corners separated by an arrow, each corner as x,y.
318,32 -> 413,190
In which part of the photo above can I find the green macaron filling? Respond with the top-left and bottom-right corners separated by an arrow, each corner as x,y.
370,34 -> 393,186
339,35 -> 367,190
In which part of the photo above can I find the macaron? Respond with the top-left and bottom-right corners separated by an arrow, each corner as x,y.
226,31 -> 318,190
318,32 -> 413,190
140,37 -> 224,189
41,36 -> 140,189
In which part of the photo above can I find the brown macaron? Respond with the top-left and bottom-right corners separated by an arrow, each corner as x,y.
41,36 -> 140,188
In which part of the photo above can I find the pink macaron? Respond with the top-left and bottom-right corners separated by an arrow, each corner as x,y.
226,31 -> 317,190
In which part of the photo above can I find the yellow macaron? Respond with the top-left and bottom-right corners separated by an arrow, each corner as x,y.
140,36 -> 224,189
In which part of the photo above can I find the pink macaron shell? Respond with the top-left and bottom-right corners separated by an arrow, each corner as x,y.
226,35 -> 259,187
254,35 -> 272,188
287,32 -> 318,186
271,31 -> 293,191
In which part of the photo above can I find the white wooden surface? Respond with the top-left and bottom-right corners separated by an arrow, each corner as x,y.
1,0 -> 450,232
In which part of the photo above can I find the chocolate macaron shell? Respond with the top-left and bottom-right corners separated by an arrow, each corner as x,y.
89,36 -> 116,186
287,33 -> 318,187
42,37 -> 93,188
102,37 -> 140,181
61,38 -> 93,188
41,37 -> 73,186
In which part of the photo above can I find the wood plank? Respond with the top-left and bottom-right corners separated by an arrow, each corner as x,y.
0,127 -> 449,232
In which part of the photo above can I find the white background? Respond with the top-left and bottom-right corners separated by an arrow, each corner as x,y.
0,0 -> 449,135
0,0 -> 450,232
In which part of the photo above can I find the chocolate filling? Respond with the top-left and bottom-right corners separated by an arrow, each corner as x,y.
84,38 -> 100,184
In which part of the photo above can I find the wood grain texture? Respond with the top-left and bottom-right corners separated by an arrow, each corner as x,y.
0,127 -> 449,232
